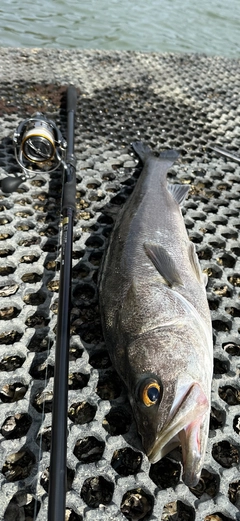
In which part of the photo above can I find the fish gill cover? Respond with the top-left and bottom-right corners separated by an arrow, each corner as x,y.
0,49 -> 240,521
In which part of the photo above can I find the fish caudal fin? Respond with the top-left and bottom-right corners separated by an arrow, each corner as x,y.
132,141 -> 179,165
132,141 -> 152,162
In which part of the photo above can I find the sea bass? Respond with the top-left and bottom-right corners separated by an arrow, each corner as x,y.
99,142 -> 213,487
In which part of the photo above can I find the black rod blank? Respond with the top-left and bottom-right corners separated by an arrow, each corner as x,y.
48,86 -> 77,521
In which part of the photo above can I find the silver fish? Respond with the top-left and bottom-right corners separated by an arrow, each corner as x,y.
99,142 -> 213,487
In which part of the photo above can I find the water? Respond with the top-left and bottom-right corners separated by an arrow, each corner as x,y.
0,0 -> 239,57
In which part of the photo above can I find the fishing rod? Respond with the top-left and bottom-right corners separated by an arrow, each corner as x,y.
47,85 -> 77,521
0,86 -> 77,520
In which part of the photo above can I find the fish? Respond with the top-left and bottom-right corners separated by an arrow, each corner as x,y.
99,141 -> 213,487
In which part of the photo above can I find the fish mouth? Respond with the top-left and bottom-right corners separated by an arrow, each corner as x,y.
146,383 -> 209,487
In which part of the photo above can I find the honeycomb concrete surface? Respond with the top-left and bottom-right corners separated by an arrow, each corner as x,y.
0,48 -> 240,521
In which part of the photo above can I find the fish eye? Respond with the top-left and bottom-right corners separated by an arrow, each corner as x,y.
140,378 -> 162,407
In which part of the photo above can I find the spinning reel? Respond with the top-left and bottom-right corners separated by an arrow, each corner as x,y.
1,113 -> 67,193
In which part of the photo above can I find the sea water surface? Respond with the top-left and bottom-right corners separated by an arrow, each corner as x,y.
0,0 -> 239,57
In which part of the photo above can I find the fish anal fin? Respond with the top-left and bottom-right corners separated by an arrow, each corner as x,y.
144,243 -> 183,287
188,242 -> 203,284
168,183 -> 190,206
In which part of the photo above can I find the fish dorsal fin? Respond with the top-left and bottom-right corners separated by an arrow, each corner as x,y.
188,242 -> 203,283
144,242 -> 183,287
168,183 -> 190,205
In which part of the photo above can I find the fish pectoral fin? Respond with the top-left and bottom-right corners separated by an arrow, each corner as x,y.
168,182 -> 190,205
144,243 -> 183,287
188,242 -> 204,284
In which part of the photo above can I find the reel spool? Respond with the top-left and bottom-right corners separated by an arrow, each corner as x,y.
1,113 -> 67,193
13,112 -> 67,173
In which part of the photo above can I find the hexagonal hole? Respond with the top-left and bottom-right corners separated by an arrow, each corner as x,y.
161,501 -> 195,521
25,313 -> 49,328
37,426 -> 52,451
74,436 -> 105,463
68,401 -> 97,425
81,476 -> 114,508
27,332 -> 53,353
210,406 -> 226,430
73,283 -> 95,301
23,290 -> 46,305
111,447 -> 142,476
217,253 -> 236,268
189,468 -> 219,498
0,266 -> 16,276
222,341 -> 240,356
0,382 -> 28,403
65,509 -> 83,521
225,305 -> 240,318
103,406 -> 131,436
121,488 -> 154,521
233,415 -> 240,435
228,478 -> 240,506
69,344 -> 84,361
21,272 -> 42,283
1,413 -> 32,439
228,273 -> 240,287
0,306 -> 20,320
212,284 -> 232,298
213,357 -> 229,375
205,512 -> 236,521
0,330 -> 23,345
212,317 -> 231,333
29,357 -> 54,380
72,262 -> 90,280
32,390 -> 53,413
19,254 -> 40,264
2,449 -> 35,482
89,349 -> 111,369
68,372 -> 90,390
96,370 -> 122,400
149,457 -> 181,489
4,492 -> 40,521
218,385 -> 240,406
0,355 -> 25,372
212,440 -> 239,468
40,466 -> 74,493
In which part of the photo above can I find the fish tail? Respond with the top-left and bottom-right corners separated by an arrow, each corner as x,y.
132,141 -> 152,162
132,141 -> 179,164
